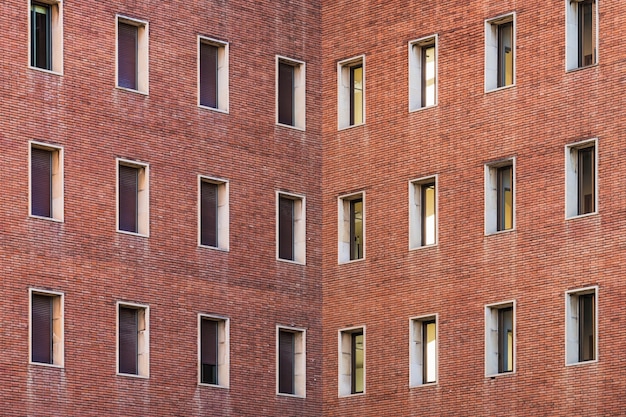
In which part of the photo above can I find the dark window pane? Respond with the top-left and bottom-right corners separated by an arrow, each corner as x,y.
497,21 -> 513,87
200,43 -> 218,108
579,1 -> 596,67
349,199 -> 363,260
497,166 -> 513,231
118,22 -> 138,90
351,332 -> 364,394
31,2 -> 51,69
201,319 -> 218,384
31,148 -> 52,218
278,330 -> 295,394
119,165 -> 138,233
498,307 -> 513,373
278,62 -> 294,126
578,147 -> 595,215
349,65 -> 363,125
278,197 -> 294,260
579,293 -> 595,361
118,307 -> 138,374
31,294 -> 53,364
200,182 -> 218,247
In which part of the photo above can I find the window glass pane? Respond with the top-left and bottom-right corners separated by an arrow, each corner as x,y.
201,319 -> 218,384
31,294 -> 53,364
31,148 -> 52,218
497,166 -> 513,231
118,22 -> 138,90
497,22 -> 513,87
278,197 -> 295,260
200,43 -> 218,108
200,182 -> 218,247
31,2 -> 51,69
579,293 -> 595,361
350,199 -> 363,260
351,332 -> 364,393
421,182 -> 436,245
422,45 -> 436,107
119,165 -> 138,233
579,1 -> 596,66
278,330 -> 295,394
119,307 -> 138,374
578,147 -> 595,214
350,65 -> 363,125
423,320 -> 436,383
498,307 -> 513,373
278,63 -> 295,126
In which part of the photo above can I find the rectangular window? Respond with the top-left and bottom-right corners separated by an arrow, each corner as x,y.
30,289 -> 63,366
485,302 -> 515,376
339,327 -> 365,396
198,176 -> 229,250
566,0 -> 597,70
117,160 -> 149,235
277,193 -> 306,263
409,177 -> 437,248
485,160 -> 514,234
410,316 -> 437,386
277,327 -> 306,397
338,193 -> 365,263
565,139 -> 597,218
276,57 -> 306,129
566,287 -> 597,365
30,142 -> 63,221
117,16 -> 148,93
486,14 -> 515,91
117,303 -> 149,377
338,56 -> 365,129
29,0 -> 62,72
199,315 -> 229,387
198,37 -> 228,111
409,36 -> 437,111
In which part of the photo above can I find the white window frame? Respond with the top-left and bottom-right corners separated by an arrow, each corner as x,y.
116,301 -> 149,378
409,314 -> 438,387
565,0 -> 598,71
485,301 -> 516,377
276,191 -> 306,264
198,176 -> 229,251
276,56 -> 306,130
485,13 -> 516,92
565,138 -> 598,219
28,0 -> 63,74
29,288 -> 64,367
337,55 -> 365,130
565,286 -> 598,366
484,158 -> 515,235
409,175 -> 438,249
338,326 -> 366,397
198,36 -> 229,112
116,158 -> 150,236
198,314 -> 230,388
116,15 -> 149,94
338,192 -> 365,264
409,35 -> 438,111
276,325 -> 306,398
29,141 -> 64,222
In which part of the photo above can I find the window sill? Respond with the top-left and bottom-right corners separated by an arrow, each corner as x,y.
116,86 -> 149,96
409,382 -> 437,389
409,104 -> 437,113
338,123 -> 365,131
339,392 -> 366,398
277,257 -> 306,266
276,122 -> 306,132
338,257 -> 365,265
117,372 -> 149,379
29,362 -> 64,369
276,392 -> 306,399
28,66 -> 63,76
566,63 -> 598,73
566,211 -> 598,221
198,104 -> 229,114
117,230 -> 149,238
198,382 -> 229,389
199,244 -> 229,252
409,243 -> 438,251
29,214 -> 64,223
485,228 -> 515,236
485,83 -> 515,94
565,359 -> 598,367
485,371 -> 516,379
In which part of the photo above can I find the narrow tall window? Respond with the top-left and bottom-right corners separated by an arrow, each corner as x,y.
410,316 -> 437,386
117,17 -> 148,93
30,290 -> 63,366
409,36 -> 437,111
199,177 -> 229,250
198,37 -> 228,111
497,21 -> 514,88
410,177 -> 437,248
566,287 -> 597,364
349,198 -> 363,261
278,196 -> 294,261
30,2 -> 50,70
485,302 -> 515,376
338,56 -> 365,129
497,165 -> 513,231
30,143 -> 63,221
199,315 -> 229,387
578,0 -> 596,67
486,15 -> 515,91
566,140 -> 597,218
278,62 -> 294,126
118,160 -> 149,235
118,303 -> 149,377
277,327 -> 305,396
339,328 -> 365,396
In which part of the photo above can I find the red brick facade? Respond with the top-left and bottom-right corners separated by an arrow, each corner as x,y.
3,0 -> 626,416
